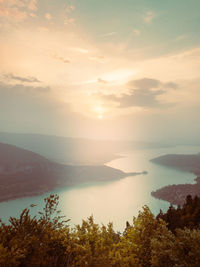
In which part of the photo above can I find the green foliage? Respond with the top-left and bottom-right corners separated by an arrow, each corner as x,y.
157,195 -> 200,232
119,206 -> 161,266
151,226 -> 200,267
0,194 -> 70,266
1,194 -> 200,266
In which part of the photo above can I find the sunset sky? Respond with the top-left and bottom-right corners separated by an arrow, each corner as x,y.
0,0 -> 200,142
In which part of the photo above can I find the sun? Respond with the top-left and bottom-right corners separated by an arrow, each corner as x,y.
94,106 -> 104,119
98,114 -> 103,119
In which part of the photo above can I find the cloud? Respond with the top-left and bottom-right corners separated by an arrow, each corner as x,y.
176,35 -> 188,41
133,29 -> 141,36
127,78 -> 161,90
98,78 -> 108,84
52,54 -> 71,64
0,82 -> 50,93
64,17 -> 75,25
70,47 -> 89,54
89,55 -> 106,63
65,5 -> 75,13
0,81 -> 71,135
164,82 -> 178,89
63,3 -> 76,25
0,0 -> 37,22
45,13 -> 52,20
101,32 -> 117,37
4,73 -> 41,83
97,78 -> 178,109
100,89 -> 165,108
143,11 -> 155,23
30,12 -> 37,18
32,85 -> 50,92
28,0 -> 37,11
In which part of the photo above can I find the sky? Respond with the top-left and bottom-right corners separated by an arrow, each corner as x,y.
0,0 -> 200,142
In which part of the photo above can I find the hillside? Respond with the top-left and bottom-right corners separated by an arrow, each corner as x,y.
151,153 -> 200,174
151,153 -> 200,205
0,143 -> 139,202
0,133 -> 125,165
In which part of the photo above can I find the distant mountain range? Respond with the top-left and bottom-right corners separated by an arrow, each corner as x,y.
0,142 -> 142,203
151,153 -> 200,205
0,132 -> 172,165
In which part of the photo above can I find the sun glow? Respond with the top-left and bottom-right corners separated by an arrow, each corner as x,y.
94,106 -> 104,113
83,69 -> 138,85
98,114 -> 103,119
94,106 -> 104,119
100,69 -> 137,84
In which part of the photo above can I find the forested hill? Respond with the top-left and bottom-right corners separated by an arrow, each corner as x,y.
151,153 -> 200,205
0,142 -> 50,167
0,143 -> 139,203
1,194 -> 200,266
151,153 -> 200,174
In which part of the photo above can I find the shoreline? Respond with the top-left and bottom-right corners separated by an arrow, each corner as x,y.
0,168 -> 147,204
151,168 -> 200,206
150,153 -> 200,205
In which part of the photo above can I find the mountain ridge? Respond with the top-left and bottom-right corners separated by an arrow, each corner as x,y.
0,142 -> 143,203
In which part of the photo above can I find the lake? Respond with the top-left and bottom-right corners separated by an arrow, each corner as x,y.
0,145 -> 200,232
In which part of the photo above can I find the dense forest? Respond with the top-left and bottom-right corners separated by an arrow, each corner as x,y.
1,194 -> 200,266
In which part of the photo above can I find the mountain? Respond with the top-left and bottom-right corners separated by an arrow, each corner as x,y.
0,133 -> 125,165
0,143 -> 139,203
0,132 -> 172,165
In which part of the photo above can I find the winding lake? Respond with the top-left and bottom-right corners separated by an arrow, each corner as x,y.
0,145 -> 200,231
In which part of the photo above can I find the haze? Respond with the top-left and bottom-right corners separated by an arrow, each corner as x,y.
0,0 -> 200,143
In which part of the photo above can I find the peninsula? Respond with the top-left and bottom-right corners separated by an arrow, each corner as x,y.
151,154 -> 200,205
0,142 -> 143,203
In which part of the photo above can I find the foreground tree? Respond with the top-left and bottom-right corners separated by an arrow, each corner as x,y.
1,194 -> 200,266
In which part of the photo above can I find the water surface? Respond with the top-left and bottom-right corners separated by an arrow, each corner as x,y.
0,145 -> 200,231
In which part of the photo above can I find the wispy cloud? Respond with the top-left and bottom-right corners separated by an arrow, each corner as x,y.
28,0 -> 37,11
65,5 -> 76,13
0,0 -> 37,22
133,29 -> 141,36
52,54 -> 71,64
97,78 -> 108,84
4,73 -> 41,83
64,17 -> 75,25
0,81 -> 50,93
89,55 -> 106,63
143,11 -> 156,23
45,13 -> 52,20
101,32 -> 117,37
70,48 -> 89,54
164,82 -> 178,89
63,2 -> 76,25
176,35 -> 188,41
